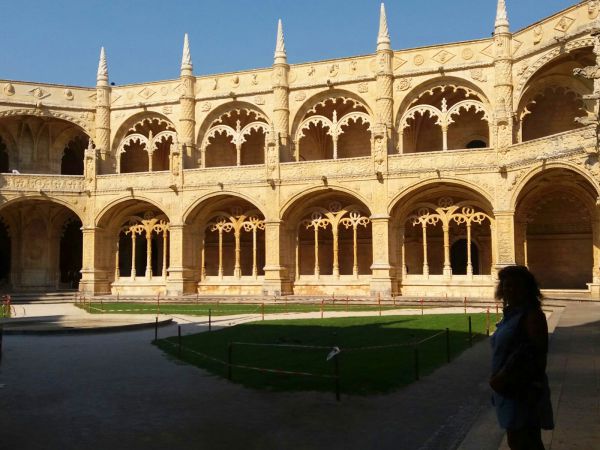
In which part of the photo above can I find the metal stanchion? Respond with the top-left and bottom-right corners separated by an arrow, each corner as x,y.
209,309 -> 212,331
178,325 -> 182,356
468,316 -> 473,347
446,327 -> 450,363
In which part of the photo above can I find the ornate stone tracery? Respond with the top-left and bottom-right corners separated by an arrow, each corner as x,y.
406,198 -> 493,277
116,117 -> 177,173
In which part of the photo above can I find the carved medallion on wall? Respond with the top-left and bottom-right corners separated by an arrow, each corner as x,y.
64,89 -> 74,100
294,91 -> 306,102
209,78 -> 218,90
328,64 -> 339,77
29,87 -> 50,100
432,50 -> 455,65
3,83 -> 15,96
349,61 -> 358,74
554,16 -> 574,33
251,73 -> 259,85
461,48 -> 474,60
307,66 -> 316,76
533,26 -> 543,45
138,87 -> 155,100
162,106 -> 172,115
231,75 -> 240,87
470,69 -> 487,83
160,86 -> 170,96
589,1 -> 599,20
200,102 -> 211,112
396,78 -> 411,91
357,82 -> 368,93
413,54 -> 425,66
254,95 -> 265,105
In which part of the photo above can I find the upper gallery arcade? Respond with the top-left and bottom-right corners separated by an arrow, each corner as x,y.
1,0 -> 600,299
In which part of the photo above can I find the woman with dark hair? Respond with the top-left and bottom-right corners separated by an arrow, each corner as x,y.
490,265 -> 554,450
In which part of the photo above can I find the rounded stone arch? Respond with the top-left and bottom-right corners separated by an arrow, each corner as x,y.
509,162 -> 600,212
396,76 -> 492,125
515,44 -> 595,142
396,77 -> 492,153
0,195 -> 84,222
196,101 -> 271,168
512,165 -> 598,289
0,122 -> 16,171
280,185 -> 372,221
196,101 -> 271,147
387,177 -> 494,218
514,39 -> 595,104
111,112 -> 177,174
291,88 -> 375,137
0,108 -> 94,138
95,195 -> 172,229
183,190 -> 267,225
111,111 -> 178,153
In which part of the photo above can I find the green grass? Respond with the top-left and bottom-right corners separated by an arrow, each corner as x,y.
75,301 -> 408,316
156,314 -> 494,395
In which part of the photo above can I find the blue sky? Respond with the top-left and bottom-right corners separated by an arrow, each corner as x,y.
0,0 -> 580,87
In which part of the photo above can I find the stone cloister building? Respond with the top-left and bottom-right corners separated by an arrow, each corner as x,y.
2,1 -> 600,298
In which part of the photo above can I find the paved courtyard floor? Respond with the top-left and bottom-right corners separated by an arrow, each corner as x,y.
0,302 -> 597,449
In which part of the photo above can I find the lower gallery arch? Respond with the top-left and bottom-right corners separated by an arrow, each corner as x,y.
514,168 -> 597,290
186,195 -> 266,295
0,199 -> 82,292
391,185 -> 495,298
96,200 -> 170,296
282,191 -> 373,295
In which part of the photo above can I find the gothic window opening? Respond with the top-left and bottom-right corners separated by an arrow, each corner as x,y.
59,218 -> 83,287
117,117 -> 176,173
201,109 -> 268,168
0,219 -> 10,286
61,135 -> 88,175
0,136 -> 8,173
517,47 -> 594,142
295,97 -> 372,161
202,208 -> 266,279
403,197 -> 492,277
115,212 -> 170,280
399,85 -> 490,153
515,170 -> 595,289
296,202 -> 372,279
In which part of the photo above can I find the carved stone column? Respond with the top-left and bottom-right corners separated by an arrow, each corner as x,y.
95,47 -> 112,173
370,214 -> 393,297
493,210 -> 516,270
375,4 -> 394,151
166,224 -> 194,296
262,219 -> 291,295
493,0 -> 514,149
272,20 -> 290,154
179,34 -> 196,168
79,226 -> 110,295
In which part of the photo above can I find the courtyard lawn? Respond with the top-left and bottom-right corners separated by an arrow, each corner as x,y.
156,314 -> 494,395
75,301 -> 410,316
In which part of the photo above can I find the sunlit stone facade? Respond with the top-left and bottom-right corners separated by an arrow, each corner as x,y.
2,1 -> 600,298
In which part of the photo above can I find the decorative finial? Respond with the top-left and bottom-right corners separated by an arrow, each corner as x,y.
181,33 -> 193,74
377,3 -> 391,51
97,47 -> 108,85
274,19 -> 287,64
495,0 -> 509,31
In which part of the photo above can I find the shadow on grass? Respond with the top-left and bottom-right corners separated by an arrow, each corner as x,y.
155,314 -> 494,396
